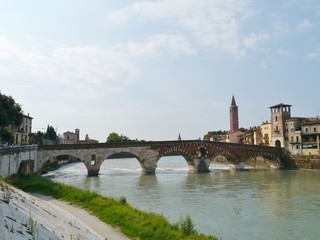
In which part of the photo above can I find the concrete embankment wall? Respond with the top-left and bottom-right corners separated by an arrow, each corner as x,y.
0,145 -> 37,178
291,155 -> 320,169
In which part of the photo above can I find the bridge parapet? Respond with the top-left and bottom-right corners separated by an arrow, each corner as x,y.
0,145 -> 37,177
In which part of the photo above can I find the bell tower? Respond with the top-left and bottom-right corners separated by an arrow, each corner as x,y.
269,103 -> 291,147
230,95 -> 239,132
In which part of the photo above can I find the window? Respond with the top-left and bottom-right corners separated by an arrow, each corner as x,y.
305,128 -> 308,133
314,127 -> 317,133
296,136 -> 299,142
91,154 -> 97,166
275,116 -> 278,121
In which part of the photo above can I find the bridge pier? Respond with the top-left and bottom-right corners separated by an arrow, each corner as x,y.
190,159 -> 210,172
87,168 -> 100,176
140,158 -> 157,174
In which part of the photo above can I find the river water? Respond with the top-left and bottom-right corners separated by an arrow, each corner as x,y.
44,156 -> 320,240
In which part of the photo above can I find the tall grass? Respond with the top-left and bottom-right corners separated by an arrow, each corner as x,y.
9,175 -> 218,240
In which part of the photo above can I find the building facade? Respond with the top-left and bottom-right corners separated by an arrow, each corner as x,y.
284,118 -> 305,155
270,103 -> 292,147
63,130 -> 78,144
283,117 -> 320,155
63,128 -> 98,144
260,121 -> 272,146
12,113 -> 33,144
301,119 -> 320,155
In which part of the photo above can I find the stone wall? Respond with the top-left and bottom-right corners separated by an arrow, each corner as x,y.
0,145 -> 37,178
291,155 -> 320,169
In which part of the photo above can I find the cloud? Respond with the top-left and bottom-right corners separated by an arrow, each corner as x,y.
0,37 -> 138,98
107,0 -> 263,59
259,61 -> 267,70
243,32 -> 269,52
297,19 -> 314,31
0,37 -> 23,58
116,34 -> 197,57
272,20 -> 289,36
306,48 -> 320,59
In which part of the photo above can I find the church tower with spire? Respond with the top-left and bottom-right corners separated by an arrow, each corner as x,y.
230,95 -> 239,132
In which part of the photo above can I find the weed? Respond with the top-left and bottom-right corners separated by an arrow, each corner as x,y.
1,182 -> 12,203
118,196 -> 127,205
28,211 -> 37,237
178,214 -> 197,236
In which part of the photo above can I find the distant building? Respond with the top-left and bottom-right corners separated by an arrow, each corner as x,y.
270,103 -> 292,147
63,128 -> 98,144
244,127 -> 262,145
301,118 -> 320,155
227,95 -> 244,143
260,121 -> 272,146
227,129 -> 245,143
284,117 -> 306,155
11,113 -> 33,144
63,130 -> 78,144
229,95 -> 239,133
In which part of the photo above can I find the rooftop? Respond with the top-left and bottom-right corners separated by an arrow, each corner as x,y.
269,103 -> 292,108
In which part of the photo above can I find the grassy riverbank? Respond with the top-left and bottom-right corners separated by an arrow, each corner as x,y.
9,175 -> 218,240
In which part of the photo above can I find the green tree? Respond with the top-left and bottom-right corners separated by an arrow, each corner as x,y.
106,132 -> 131,143
0,92 -> 23,142
29,131 -> 44,144
0,126 -> 14,144
43,125 -> 57,141
203,130 -> 228,141
0,92 -> 23,127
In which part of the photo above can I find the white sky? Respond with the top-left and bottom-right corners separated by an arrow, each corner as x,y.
1,0 -> 319,142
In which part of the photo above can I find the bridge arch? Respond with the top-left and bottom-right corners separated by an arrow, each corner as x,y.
157,147 -> 195,171
101,151 -> 145,173
38,152 -> 85,174
210,151 -> 239,163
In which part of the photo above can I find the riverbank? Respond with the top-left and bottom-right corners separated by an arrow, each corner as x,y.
0,180 -> 130,239
291,155 -> 320,169
8,175 -> 218,240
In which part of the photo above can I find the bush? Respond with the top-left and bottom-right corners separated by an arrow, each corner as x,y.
178,215 -> 196,236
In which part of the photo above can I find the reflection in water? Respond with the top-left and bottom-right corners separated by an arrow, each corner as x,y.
44,156 -> 320,240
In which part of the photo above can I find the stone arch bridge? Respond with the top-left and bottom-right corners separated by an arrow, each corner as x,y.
37,140 -> 286,176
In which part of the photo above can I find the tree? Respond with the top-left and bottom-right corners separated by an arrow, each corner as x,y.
43,125 -> 57,141
203,130 -> 228,141
29,131 -> 44,144
0,92 -> 23,127
0,92 -> 23,142
0,127 -> 14,144
106,132 -> 131,143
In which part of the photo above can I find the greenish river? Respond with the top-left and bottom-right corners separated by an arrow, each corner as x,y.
44,156 -> 320,240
